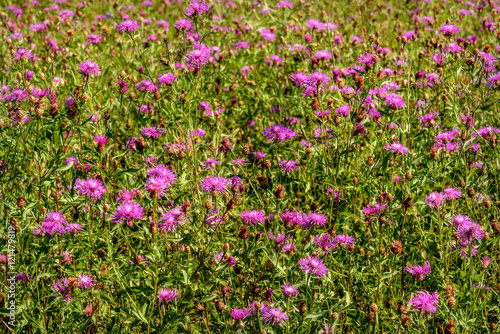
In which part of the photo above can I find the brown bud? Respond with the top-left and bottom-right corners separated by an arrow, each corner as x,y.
299,301 -> 308,314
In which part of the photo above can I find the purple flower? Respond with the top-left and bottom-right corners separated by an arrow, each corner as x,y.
112,202 -> 144,226
240,210 -> 266,224
304,213 -> 328,228
78,274 -> 95,289
262,124 -> 298,142
443,188 -> 461,200
78,61 -> 101,77
425,192 -> 447,209
136,80 -> 158,93
175,19 -> 192,30
384,93 -> 405,109
439,23 -> 460,36
145,177 -> 170,198
335,105 -> 350,117
147,164 -> 177,187
33,211 -> 68,236
186,42 -> 211,72
116,20 -> 140,33
409,291 -> 439,314
140,126 -> 165,139
229,307 -> 250,320
158,288 -> 179,304
87,34 -> 102,44
260,28 -> 276,41
406,262 -> 431,280
298,256 -> 329,277
1,89 -> 29,103
276,1 -> 294,9
185,0 -> 209,17
200,176 -> 231,193
384,141 -> 409,155
279,160 -> 299,173
281,284 -> 298,297
75,178 -> 107,201
261,307 -> 289,326
159,207 -> 185,232
158,73 -> 177,86
362,203 -> 388,216
203,158 -> 220,169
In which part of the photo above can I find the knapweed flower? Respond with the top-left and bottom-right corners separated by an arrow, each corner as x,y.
384,141 -> 409,155
240,210 -> 266,224
260,28 -> 276,41
77,274 -> 95,289
33,211 -> 71,236
75,178 -> 107,201
362,203 -> 387,216
186,42 -> 211,72
116,20 -> 140,33
200,176 -> 231,193
276,1 -> 294,9
158,288 -> 179,304
78,60 -> 101,77
140,126 -> 165,139
384,93 -> 405,109
335,105 -> 350,117
298,256 -> 329,277
145,177 -> 169,198
136,80 -> 158,93
409,291 -> 439,314
229,307 -> 250,320
281,284 -> 298,297
261,307 -> 289,326
303,213 -> 328,228
159,207 -> 185,232
443,187 -> 461,200
185,0 -> 209,17
87,34 -> 102,44
147,164 -> 177,187
112,202 -> 144,226
203,158 -> 220,169
406,262 -> 431,280
424,192 -> 447,209
53,278 -> 72,302
158,73 -> 177,86
439,23 -> 460,36
262,124 -> 298,142
175,19 -> 192,30
278,160 -> 299,173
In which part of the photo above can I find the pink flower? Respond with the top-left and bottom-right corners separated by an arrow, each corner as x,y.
116,20 -> 140,33
409,291 -> 439,314
78,61 -> 101,77
298,256 -> 329,277
158,288 -> 179,304
406,262 -> 431,280
384,141 -> 409,155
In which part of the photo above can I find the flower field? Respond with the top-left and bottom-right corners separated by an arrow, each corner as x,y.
0,0 -> 500,332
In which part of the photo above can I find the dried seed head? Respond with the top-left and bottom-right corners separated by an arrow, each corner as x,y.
390,241 -> 403,254
204,199 -> 212,209
370,303 -> 379,313
447,297 -> 456,307
96,248 -> 106,258
299,301 -> 308,314
401,315 -> 410,328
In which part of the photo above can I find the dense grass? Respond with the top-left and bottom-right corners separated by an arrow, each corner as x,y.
0,0 -> 499,333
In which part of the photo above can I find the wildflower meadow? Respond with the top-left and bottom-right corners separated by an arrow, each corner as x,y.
1,0 -> 500,333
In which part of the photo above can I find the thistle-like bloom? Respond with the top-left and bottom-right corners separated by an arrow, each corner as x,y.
94,136 -> 107,146
112,202 -> 144,226
362,203 -> 388,216
281,284 -> 298,297
443,187 -> 461,200
425,192 -> 447,209
116,19 -> 140,33
78,61 -> 101,77
147,164 -> 177,187
186,42 -> 211,72
262,124 -> 298,142
175,19 -> 192,30
34,211 -> 68,236
159,207 -> 185,232
53,277 -> 72,302
136,80 -> 158,93
279,160 -> 299,173
409,291 -> 439,314
406,262 -> 431,280
1,89 -> 29,103
200,176 -> 231,193
279,209 -> 304,227
335,105 -> 350,117
261,306 -> 289,326
87,34 -> 102,44
185,0 -> 209,17
384,141 -> 409,155
298,256 -> 329,277
75,178 -> 107,201
260,28 -> 276,41
158,288 -> 179,304
158,73 -> 177,86
439,23 -> 460,36
78,274 -> 95,289
304,213 -> 328,228
384,93 -> 405,109
140,126 -> 165,139
145,177 -> 169,198
240,210 -> 266,224
276,1 -> 294,8
229,307 -> 250,320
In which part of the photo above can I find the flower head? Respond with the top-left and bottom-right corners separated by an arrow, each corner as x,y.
298,256 -> 329,277
75,178 -> 107,201
409,291 -> 439,314
116,20 -> 140,33
158,288 -> 179,304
